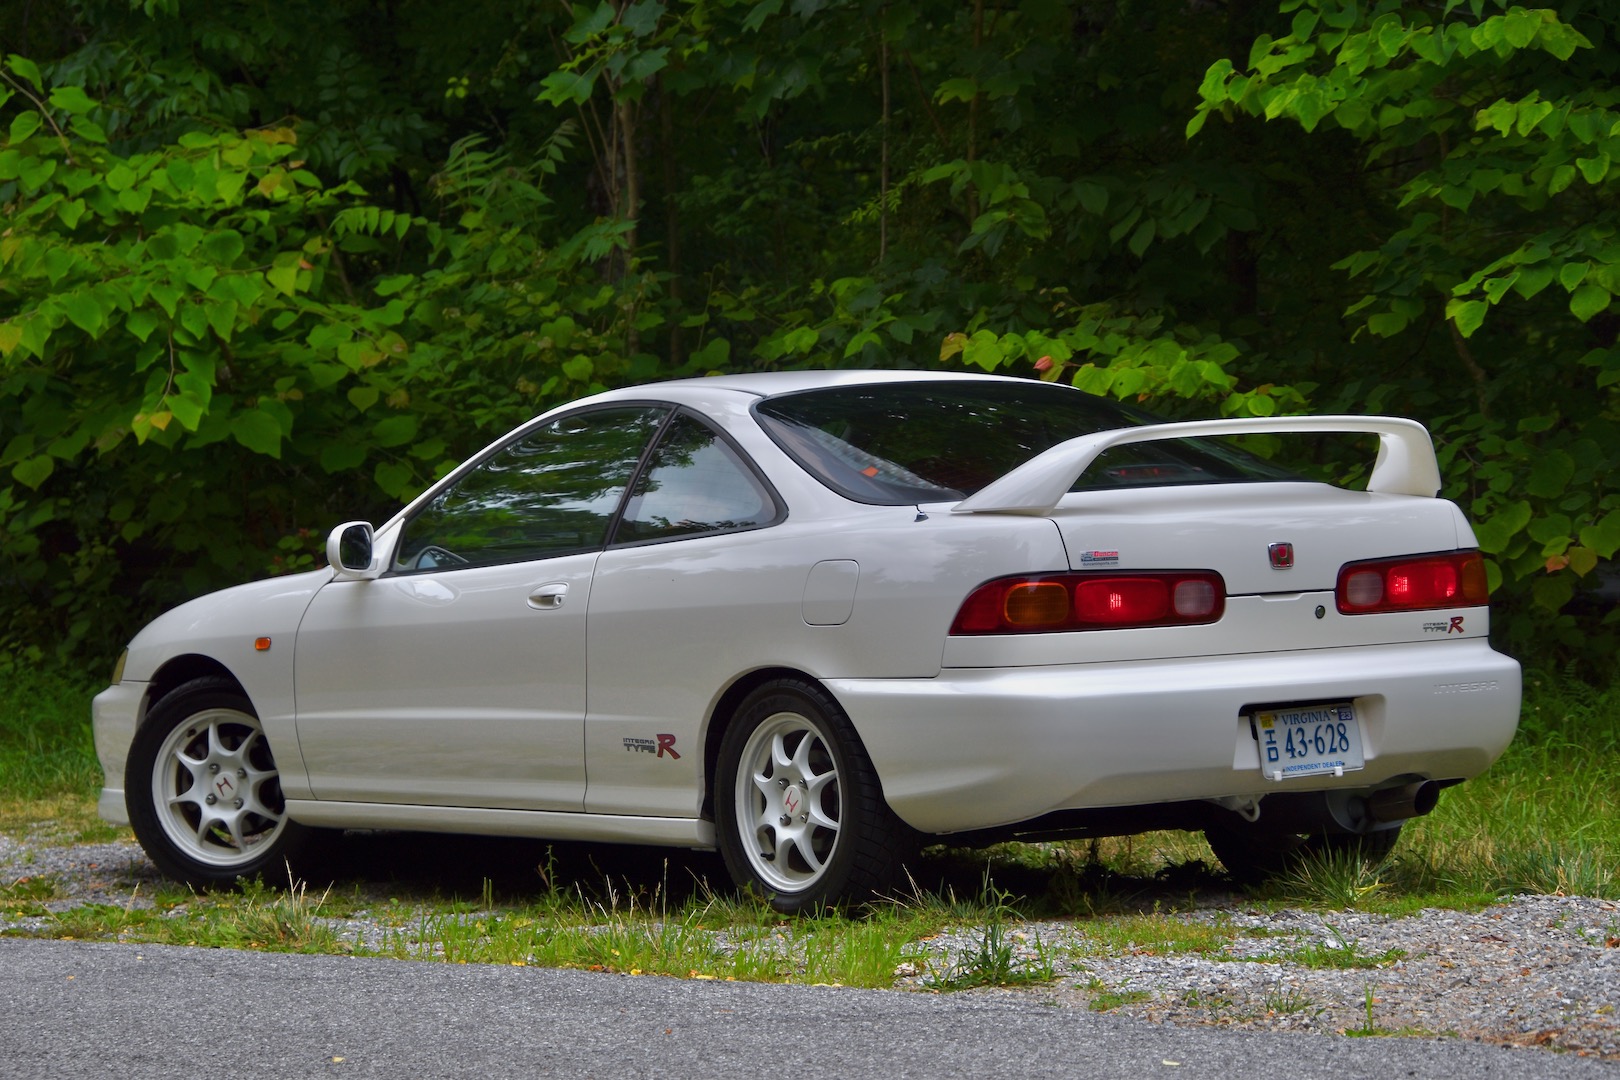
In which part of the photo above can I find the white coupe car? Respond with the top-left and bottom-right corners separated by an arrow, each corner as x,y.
93,370 -> 1521,910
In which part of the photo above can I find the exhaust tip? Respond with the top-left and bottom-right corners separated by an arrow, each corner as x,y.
1367,780 -> 1441,823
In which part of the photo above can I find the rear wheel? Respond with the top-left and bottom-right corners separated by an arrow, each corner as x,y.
126,677 -> 308,885
715,679 -> 913,912
1204,822 -> 1403,884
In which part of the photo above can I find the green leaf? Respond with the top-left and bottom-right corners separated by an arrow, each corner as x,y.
1127,219 -> 1156,257
1366,311 -> 1408,337
347,386 -> 380,413
1531,574 -> 1575,612
1501,8 -> 1538,49
18,156 -> 56,192
61,294 -> 106,337
0,322 -> 22,357
70,116 -> 107,144
205,300 -> 239,342
230,410 -> 283,458
562,355 -> 594,381
1525,451 -> 1575,499
1247,34 -> 1275,71
48,85 -> 95,115
1559,262 -> 1588,291
8,111 -> 41,144
1511,264 -> 1556,300
1568,546 -> 1598,576
165,392 -> 206,431
201,230 -> 246,266
6,55 -> 43,93
688,336 -> 730,370
1570,283 -> 1610,322
1446,298 -> 1487,337
56,198 -> 86,228
126,309 -> 161,343
266,263 -> 299,296
11,454 -> 53,489
1577,152 -> 1610,184
1076,181 -> 1108,216
1473,499 -> 1532,553
538,70 -> 595,107
374,461 -> 415,499
1579,512 -> 1620,558
962,330 -> 1005,373
1547,163 -> 1577,195
372,414 -> 419,448
320,443 -> 367,474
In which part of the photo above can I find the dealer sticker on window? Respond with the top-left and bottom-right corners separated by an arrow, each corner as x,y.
1252,703 -> 1365,781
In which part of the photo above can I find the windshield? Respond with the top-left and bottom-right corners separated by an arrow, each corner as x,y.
753,380 -> 1297,505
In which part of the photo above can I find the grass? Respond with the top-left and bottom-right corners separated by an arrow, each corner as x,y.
2,659 -> 1618,995
0,660 -> 103,830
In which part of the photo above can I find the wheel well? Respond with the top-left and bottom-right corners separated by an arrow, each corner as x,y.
143,656 -> 247,723
701,666 -> 828,820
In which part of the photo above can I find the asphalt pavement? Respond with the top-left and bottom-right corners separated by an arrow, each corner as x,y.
5,938 -> 1618,1078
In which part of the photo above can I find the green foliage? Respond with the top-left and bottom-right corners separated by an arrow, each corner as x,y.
1191,0 -> 1620,669
1,0 -> 1618,673
0,55 -> 657,657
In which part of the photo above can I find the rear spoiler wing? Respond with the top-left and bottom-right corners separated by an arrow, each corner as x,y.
952,415 -> 1441,515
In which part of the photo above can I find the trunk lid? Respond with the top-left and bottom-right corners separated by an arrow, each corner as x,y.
1050,481 -> 1470,594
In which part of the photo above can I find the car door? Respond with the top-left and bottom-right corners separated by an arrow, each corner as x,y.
584,410 -> 788,817
293,405 -> 669,811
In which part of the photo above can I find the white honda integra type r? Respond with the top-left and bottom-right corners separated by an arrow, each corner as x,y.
93,370 -> 1521,910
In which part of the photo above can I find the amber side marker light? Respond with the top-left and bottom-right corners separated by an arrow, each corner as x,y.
254,637 -> 272,652
951,571 -> 1226,635
1336,550 -> 1489,614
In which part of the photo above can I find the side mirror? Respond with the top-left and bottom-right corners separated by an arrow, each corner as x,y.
326,521 -> 377,579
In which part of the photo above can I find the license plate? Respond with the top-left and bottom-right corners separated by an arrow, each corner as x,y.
1252,703 -> 1364,781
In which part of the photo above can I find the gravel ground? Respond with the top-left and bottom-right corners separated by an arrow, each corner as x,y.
3,832 -> 1617,1062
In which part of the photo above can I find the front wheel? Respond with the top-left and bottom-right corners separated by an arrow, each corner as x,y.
715,679 -> 913,913
126,676 -> 308,885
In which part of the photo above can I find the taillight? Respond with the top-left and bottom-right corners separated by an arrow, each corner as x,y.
950,572 -> 1226,635
1335,551 -> 1489,614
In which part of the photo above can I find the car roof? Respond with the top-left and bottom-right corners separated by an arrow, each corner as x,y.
585,368 -> 1033,402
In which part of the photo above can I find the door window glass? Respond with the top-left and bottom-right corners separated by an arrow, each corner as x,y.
615,413 -> 777,544
395,407 -> 666,572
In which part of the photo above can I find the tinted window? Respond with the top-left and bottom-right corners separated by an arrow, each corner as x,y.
395,407 -> 666,572
615,413 -> 777,544
754,381 -> 1296,505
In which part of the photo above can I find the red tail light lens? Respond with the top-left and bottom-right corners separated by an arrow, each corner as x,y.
1335,551 -> 1489,614
951,572 -> 1226,635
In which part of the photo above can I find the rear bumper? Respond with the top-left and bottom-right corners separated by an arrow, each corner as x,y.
829,640 -> 1521,835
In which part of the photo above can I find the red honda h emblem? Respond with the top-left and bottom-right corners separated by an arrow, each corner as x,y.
1268,542 -> 1294,569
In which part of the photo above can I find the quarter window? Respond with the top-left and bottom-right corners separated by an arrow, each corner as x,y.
615,413 -> 777,544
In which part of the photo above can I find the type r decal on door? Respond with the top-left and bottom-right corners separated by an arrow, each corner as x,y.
623,734 -> 682,759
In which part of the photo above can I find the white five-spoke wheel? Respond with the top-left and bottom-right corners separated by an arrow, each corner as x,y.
127,677 -> 307,885
734,710 -> 844,893
716,679 -> 913,912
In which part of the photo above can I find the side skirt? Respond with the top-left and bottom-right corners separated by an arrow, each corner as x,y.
284,799 -> 717,850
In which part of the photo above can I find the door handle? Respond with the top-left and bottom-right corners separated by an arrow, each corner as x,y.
527,583 -> 569,609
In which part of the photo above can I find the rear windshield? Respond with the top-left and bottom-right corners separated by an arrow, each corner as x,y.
753,380 -> 1297,505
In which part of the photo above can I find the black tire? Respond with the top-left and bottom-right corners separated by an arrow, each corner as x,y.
1204,820 -> 1403,884
715,679 -> 915,913
126,676 -> 309,886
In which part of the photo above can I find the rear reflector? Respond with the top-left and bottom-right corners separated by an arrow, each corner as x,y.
1336,550 -> 1489,614
951,571 -> 1226,635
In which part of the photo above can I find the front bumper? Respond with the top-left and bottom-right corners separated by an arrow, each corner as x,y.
92,681 -> 146,826
829,639 -> 1521,835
